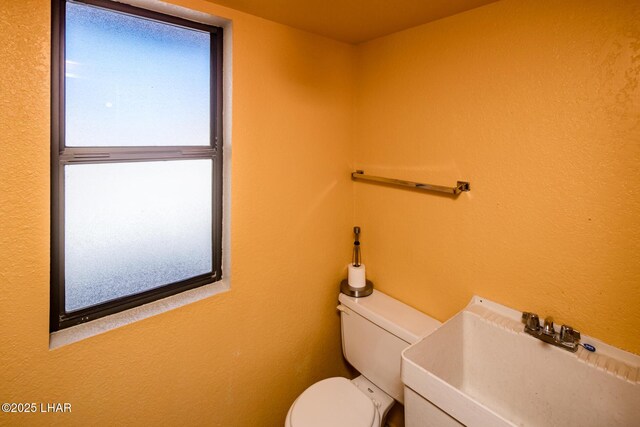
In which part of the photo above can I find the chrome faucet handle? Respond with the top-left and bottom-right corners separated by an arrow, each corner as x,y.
559,325 -> 581,343
521,312 -> 540,331
542,317 -> 555,336
523,314 -> 582,353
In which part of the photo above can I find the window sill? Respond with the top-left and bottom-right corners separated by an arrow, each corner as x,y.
49,278 -> 229,350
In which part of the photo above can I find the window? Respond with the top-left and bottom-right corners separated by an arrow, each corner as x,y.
51,0 -> 223,331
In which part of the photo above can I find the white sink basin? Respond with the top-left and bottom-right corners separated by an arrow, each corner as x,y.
401,297 -> 640,427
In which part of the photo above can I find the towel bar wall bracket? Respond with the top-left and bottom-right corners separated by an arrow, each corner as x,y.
352,170 -> 470,196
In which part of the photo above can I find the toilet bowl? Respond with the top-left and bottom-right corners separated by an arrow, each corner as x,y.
285,377 -> 391,427
286,290 -> 440,427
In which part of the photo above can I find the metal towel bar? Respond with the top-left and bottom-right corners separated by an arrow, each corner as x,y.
351,170 -> 470,196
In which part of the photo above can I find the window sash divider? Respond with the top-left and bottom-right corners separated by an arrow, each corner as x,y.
60,147 -> 217,164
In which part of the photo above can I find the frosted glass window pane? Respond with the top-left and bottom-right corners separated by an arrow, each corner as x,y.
65,2 -> 210,147
64,160 -> 212,312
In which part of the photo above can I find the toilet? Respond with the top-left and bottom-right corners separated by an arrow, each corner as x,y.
286,290 -> 441,427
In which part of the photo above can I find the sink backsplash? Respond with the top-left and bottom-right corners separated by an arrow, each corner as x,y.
466,297 -> 640,384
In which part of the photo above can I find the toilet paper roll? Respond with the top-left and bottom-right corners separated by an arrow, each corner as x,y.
348,264 -> 366,289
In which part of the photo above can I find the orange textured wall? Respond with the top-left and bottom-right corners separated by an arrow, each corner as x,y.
2,0 -> 639,425
0,0 -> 354,425
354,0 -> 640,354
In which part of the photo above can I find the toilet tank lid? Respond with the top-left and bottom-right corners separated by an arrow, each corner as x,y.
339,290 -> 440,344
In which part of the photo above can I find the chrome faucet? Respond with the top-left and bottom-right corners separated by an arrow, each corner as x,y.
521,312 -> 581,352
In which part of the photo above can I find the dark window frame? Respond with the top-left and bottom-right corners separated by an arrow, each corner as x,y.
51,0 -> 223,332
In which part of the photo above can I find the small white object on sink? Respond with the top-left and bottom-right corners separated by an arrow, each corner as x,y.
401,296 -> 640,427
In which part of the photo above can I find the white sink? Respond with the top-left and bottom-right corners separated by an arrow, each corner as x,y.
401,297 -> 640,427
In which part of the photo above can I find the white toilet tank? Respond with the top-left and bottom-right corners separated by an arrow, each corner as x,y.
338,290 -> 440,404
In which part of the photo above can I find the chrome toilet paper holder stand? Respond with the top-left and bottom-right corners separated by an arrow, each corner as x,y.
341,226 -> 374,297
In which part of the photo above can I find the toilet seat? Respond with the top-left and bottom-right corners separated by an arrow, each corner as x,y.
286,377 -> 379,427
